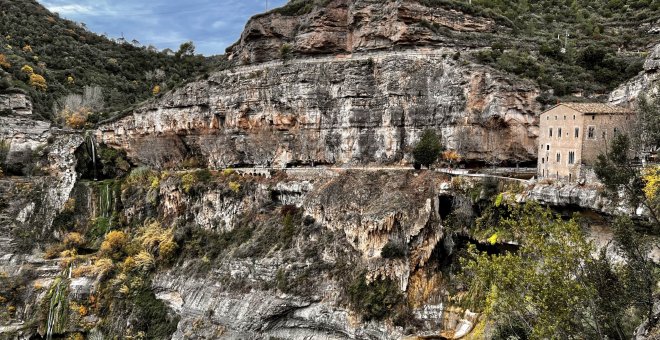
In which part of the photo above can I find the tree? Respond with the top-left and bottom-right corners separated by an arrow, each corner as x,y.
29,73 -> 46,91
54,86 -> 104,128
0,54 -> 10,69
634,93 -> 660,156
594,131 -> 660,327
412,129 -> 443,169
21,65 -> 33,75
175,41 -> 195,59
594,133 -> 659,226
461,202 -> 603,338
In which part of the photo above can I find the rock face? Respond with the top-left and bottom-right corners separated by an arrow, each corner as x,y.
97,50 -> 540,168
0,93 -> 33,116
609,43 -> 660,106
227,0 -> 503,64
96,0 -> 539,169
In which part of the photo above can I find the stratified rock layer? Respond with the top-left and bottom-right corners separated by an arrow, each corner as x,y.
97,50 -> 540,168
227,0 -> 503,64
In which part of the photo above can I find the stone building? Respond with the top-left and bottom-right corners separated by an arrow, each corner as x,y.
537,102 -> 634,182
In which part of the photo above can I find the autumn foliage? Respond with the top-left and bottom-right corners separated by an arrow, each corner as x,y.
29,73 -> 47,91
0,54 -> 10,69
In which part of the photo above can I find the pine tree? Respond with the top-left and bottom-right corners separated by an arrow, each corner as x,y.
412,129 -> 443,169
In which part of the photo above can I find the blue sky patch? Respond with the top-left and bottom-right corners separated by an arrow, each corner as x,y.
41,0 -> 289,55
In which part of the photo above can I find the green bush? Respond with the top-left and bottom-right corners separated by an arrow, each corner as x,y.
348,274 -> 403,321
381,241 -> 406,259
412,129 -> 443,169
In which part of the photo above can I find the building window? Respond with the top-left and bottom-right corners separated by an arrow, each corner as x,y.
588,126 -> 595,139
573,115 -> 576,120
614,127 -> 619,135
549,128 -> 553,137
558,128 -> 562,138
568,151 -> 575,164
602,131 -> 606,139
542,158 -> 545,164
547,116 -> 549,120
564,115 -> 566,120
574,127 -> 579,138
555,116 -> 558,120
592,115 -> 595,120
556,153 -> 561,162
547,145 -> 550,151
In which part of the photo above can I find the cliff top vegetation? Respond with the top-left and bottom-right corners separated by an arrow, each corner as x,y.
0,0 -> 217,123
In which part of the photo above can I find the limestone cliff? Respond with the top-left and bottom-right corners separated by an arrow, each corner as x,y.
96,54 -> 539,168
227,0 -> 503,64
610,43 -> 660,106
95,0 -> 540,169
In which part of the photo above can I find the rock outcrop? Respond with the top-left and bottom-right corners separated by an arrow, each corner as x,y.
95,0 -> 539,169
609,43 -> 660,106
227,0 -> 504,64
97,50 -> 540,168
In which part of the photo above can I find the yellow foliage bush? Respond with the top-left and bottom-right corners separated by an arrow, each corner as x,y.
67,76 -> 75,85
222,168 -> 235,176
63,232 -> 84,249
643,165 -> 660,201
181,172 -> 196,193
0,54 -> 10,69
152,85 -> 161,95
137,222 -> 177,262
21,64 -> 33,74
93,258 -> 114,278
66,332 -> 84,340
63,198 -> 76,213
22,45 -> 32,53
442,150 -> 461,162
229,181 -> 241,193
100,230 -> 128,259
61,107 -> 90,129
123,256 -> 137,272
134,250 -> 155,271
72,258 -> 114,279
59,249 -> 77,259
29,73 -> 47,91
70,303 -> 88,317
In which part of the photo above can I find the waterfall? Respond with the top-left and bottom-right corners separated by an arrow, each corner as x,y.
89,134 -> 97,181
45,277 -> 68,340
98,182 -> 113,218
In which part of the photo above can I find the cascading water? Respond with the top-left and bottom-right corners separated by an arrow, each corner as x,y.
85,131 -> 98,181
90,135 -> 97,181
45,277 -> 68,340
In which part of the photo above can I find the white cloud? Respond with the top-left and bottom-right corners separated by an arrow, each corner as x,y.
43,3 -> 93,15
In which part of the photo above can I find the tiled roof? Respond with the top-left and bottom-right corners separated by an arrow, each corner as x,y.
558,102 -> 634,115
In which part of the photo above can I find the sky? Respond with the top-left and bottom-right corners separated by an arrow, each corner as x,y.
40,0 -> 289,56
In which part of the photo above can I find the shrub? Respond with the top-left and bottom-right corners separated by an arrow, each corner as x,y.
381,241 -> 406,259
229,181 -> 241,193
63,232 -> 85,249
181,173 -> 196,193
348,274 -> 403,320
0,54 -> 10,69
412,129 -> 443,168
29,73 -> 47,91
137,222 -> 177,262
280,43 -> 293,60
134,250 -> 156,271
99,230 -> 128,259
20,65 -> 33,75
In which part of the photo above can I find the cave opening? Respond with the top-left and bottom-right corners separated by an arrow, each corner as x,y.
438,194 -> 454,220
429,234 -> 520,276
74,141 -> 132,181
